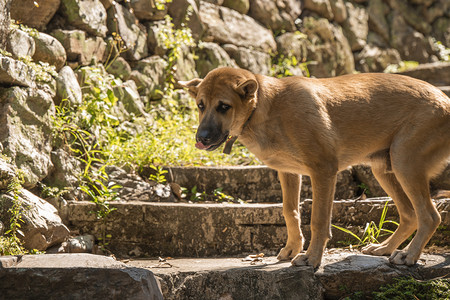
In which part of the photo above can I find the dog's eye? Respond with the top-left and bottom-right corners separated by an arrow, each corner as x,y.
197,102 -> 205,112
217,103 -> 231,113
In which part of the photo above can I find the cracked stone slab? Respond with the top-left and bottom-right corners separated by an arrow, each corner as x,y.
127,250 -> 450,300
0,253 -> 163,299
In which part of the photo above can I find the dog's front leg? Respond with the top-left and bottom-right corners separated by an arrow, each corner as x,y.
277,172 -> 304,261
292,171 -> 337,268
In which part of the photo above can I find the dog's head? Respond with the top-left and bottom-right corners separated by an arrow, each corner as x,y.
179,67 -> 258,151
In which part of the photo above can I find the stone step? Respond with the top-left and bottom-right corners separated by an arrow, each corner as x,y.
0,253 -> 163,299
127,250 -> 450,300
2,251 -> 448,299
67,198 -> 450,258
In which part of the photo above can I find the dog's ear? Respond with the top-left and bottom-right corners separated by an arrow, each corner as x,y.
178,78 -> 202,98
235,79 -> 258,101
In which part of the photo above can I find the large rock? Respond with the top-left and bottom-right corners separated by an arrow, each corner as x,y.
59,0 -> 108,37
355,44 -> 401,73
329,0 -> 347,23
130,55 -> 167,100
55,66 -> 83,106
113,80 -> 146,116
106,56 -> 132,81
0,254 -> 163,300
106,3 -> 148,61
0,56 -> 36,88
168,0 -> 204,41
45,148 -> 82,190
222,0 -> 249,14
302,17 -> 355,77
223,44 -> 272,75
195,42 -> 237,78
342,2 -> 368,51
0,189 -> 69,251
276,32 -> 309,62
146,20 -> 169,56
389,12 -> 435,63
199,2 -> 276,52
387,0 -> 431,35
6,29 -> 35,59
174,45 -> 198,82
0,0 -> 11,50
10,0 -> 60,31
131,0 -> 167,21
0,87 -> 54,187
32,32 -> 67,71
52,29 -> 106,66
367,0 -> 390,43
303,0 -> 334,20
248,0 -> 296,32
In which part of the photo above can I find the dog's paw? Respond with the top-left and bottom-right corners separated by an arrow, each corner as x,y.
291,253 -> 322,268
389,250 -> 419,265
277,245 -> 302,261
361,243 -> 393,256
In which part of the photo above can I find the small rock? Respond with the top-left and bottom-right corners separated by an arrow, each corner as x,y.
59,234 -> 95,253
32,32 -> 67,71
10,0 -> 60,31
6,29 -> 35,59
0,56 -> 36,88
106,3 -> 148,61
60,0 -> 108,37
195,42 -> 237,78
222,0 -> 249,14
55,66 -> 83,106
106,57 -> 132,81
131,0 -> 167,21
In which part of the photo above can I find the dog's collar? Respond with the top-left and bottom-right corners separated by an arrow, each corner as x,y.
223,108 -> 255,154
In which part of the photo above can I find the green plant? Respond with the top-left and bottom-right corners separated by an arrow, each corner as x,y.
0,169 -> 32,255
373,277 -> 450,300
432,38 -> 450,62
332,201 -> 399,247
270,54 -> 311,78
149,165 -> 168,184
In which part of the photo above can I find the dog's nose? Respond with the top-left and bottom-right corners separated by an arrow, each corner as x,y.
197,129 -> 212,144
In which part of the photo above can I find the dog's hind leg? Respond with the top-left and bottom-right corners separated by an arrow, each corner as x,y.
277,172 -> 304,260
291,169 -> 337,268
361,157 -> 417,256
387,147 -> 442,265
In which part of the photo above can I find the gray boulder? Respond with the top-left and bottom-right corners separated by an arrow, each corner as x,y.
52,29 -> 106,66
0,56 -> 36,88
60,0 -> 108,37
433,17 -> 450,48
0,159 -> 17,191
0,189 -> 70,251
55,66 -> 83,106
330,0 -> 347,23
223,0 -> 249,14
106,3 -> 148,61
223,44 -> 272,75
302,17 -> 355,77
303,0 -> 334,20
389,12 -> 435,63
195,42 -> 237,78
248,0 -> 296,32
10,0 -> 60,31
6,29 -> 35,59
106,56 -> 132,81
368,0 -> 390,43
131,0 -> 167,21
342,2 -> 368,51
174,45 -> 198,82
132,55 -> 168,100
168,0 -> 204,41
0,0 -> 11,49
0,87 -> 54,188
32,32 -> 67,71
355,44 -> 401,73
387,0 -> 431,35
114,80 -> 146,116
199,2 -> 276,52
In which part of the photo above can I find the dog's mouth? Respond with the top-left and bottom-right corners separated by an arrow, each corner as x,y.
195,132 -> 229,151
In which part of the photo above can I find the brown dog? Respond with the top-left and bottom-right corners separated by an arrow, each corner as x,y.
179,67 -> 450,268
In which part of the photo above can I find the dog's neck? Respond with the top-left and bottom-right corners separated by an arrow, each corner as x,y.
223,107 -> 256,154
